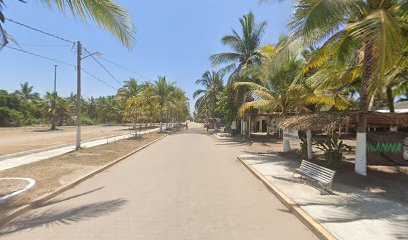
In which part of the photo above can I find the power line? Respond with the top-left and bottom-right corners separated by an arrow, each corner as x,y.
5,46 -> 118,91
99,57 -> 138,75
5,45 -> 75,67
99,56 -> 155,82
5,19 -> 120,91
84,48 -> 123,87
81,68 -> 119,91
6,18 -> 76,45
18,44 -> 74,47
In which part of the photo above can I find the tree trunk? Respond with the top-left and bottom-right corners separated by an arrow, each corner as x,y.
160,109 -> 163,132
355,40 -> 373,176
50,116 -> 57,130
386,86 -> 395,113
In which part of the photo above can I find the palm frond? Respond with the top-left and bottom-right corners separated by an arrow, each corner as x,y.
41,0 -> 135,49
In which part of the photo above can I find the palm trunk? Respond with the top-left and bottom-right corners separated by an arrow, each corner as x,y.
355,40 -> 372,176
160,108 -> 163,132
386,87 -> 395,113
51,116 -> 57,130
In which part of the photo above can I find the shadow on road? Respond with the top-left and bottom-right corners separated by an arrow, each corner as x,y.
0,198 -> 127,236
41,187 -> 105,207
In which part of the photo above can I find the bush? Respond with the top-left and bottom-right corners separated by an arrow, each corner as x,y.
81,117 -> 97,125
0,107 -> 24,126
314,134 -> 351,169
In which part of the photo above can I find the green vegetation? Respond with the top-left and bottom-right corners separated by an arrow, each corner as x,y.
314,135 -> 352,169
0,0 -> 135,48
0,79 -> 190,129
195,4 -> 408,124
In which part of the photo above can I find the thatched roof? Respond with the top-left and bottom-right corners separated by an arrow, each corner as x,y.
349,112 -> 408,128
278,111 -> 408,131
278,112 -> 349,132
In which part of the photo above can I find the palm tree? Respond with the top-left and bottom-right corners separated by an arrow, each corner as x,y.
234,43 -> 352,116
42,92 -> 70,129
0,0 -> 135,49
193,71 -> 224,120
151,76 -> 175,132
234,56 -> 305,115
116,78 -> 144,100
97,96 -> 121,124
116,78 -> 145,129
210,11 -> 267,84
15,82 -> 39,102
280,0 -> 408,175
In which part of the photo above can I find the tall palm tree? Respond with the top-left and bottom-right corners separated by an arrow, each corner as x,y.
15,82 -> 39,102
193,71 -> 224,120
279,0 -> 408,175
116,78 -> 144,100
0,0 -> 135,49
151,76 -> 175,132
210,11 -> 267,84
116,78 -> 145,129
235,43 -> 351,116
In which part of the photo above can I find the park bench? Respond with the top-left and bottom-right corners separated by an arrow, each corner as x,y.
293,160 -> 336,193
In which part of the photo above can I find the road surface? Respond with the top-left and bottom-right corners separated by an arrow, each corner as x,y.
0,123 -> 317,239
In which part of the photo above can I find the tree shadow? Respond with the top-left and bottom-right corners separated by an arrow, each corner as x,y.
0,198 -> 127,236
39,187 -> 105,208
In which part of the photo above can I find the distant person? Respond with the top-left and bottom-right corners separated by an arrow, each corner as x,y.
186,122 -> 188,130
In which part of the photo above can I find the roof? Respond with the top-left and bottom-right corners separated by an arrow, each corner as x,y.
278,112 -> 349,131
278,111 -> 408,131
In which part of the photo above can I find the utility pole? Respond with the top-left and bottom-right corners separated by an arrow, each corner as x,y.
76,41 -> 82,150
51,65 -> 58,130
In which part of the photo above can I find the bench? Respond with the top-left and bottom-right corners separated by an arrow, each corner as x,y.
293,160 -> 336,193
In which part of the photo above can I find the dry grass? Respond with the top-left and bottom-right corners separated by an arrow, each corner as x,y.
0,132 -> 166,213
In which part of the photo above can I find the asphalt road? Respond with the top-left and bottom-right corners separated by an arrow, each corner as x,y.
0,123 -> 317,240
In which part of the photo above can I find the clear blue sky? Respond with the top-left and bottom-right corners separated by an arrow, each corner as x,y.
0,0 -> 292,111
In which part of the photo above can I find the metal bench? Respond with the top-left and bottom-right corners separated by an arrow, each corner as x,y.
293,160 -> 336,193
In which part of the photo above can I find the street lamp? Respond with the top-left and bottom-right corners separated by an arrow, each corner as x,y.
75,40 -> 102,150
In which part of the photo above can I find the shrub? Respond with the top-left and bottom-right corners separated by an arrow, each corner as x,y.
314,134 -> 351,169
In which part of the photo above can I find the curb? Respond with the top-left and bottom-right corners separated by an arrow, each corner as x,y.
237,156 -> 337,240
0,133 -> 168,227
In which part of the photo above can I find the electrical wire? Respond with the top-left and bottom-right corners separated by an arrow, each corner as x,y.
84,48 -> 123,87
6,18 -> 76,45
81,68 -> 119,91
5,45 -> 75,67
5,46 -> 118,91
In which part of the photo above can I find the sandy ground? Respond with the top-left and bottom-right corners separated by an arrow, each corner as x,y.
0,125 -> 156,156
0,123 -> 316,239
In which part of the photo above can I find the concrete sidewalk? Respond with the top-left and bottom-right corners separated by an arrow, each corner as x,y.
0,128 -> 160,171
239,154 -> 408,240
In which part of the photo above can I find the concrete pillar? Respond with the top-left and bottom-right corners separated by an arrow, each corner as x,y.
283,139 -> 291,152
307,129 -> 312,160
355,132 -> 367,176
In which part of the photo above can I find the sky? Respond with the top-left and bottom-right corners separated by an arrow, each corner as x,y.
0,0 -> 293,112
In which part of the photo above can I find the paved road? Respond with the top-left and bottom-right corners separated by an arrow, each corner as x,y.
0,123 -> 316,239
